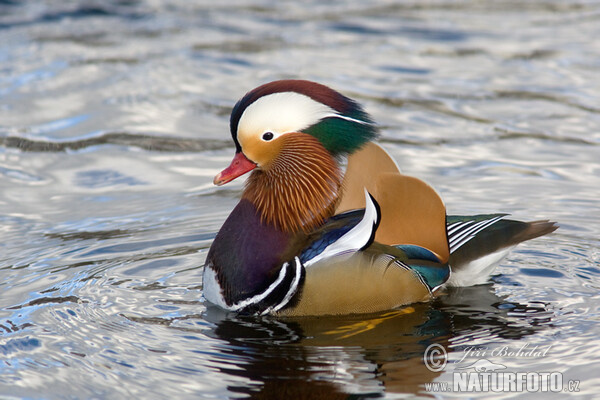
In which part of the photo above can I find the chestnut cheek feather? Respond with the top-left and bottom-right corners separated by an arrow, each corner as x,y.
242,133 -> 342,233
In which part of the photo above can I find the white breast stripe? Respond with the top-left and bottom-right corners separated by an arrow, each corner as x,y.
304,189 -> 379,267
228,261 -> 291,311
263,257 -> 303,315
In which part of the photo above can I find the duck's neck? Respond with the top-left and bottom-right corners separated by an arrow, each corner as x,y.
242,134 -> 343,234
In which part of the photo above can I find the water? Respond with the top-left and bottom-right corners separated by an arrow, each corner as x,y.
1,1 -> 599,398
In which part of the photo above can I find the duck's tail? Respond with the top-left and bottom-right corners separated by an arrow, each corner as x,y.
446,215 -> 558,287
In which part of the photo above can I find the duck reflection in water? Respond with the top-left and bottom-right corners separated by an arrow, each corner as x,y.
202,282 -> 554,399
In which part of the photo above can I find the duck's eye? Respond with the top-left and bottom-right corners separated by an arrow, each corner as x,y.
262,132 -> 274,141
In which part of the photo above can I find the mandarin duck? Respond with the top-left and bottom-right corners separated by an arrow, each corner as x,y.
203,80 -> 557,317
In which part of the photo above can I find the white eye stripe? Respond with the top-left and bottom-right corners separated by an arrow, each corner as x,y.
256,113 -> 372,142
237,92 -> 337,138
323,113 -> 373,126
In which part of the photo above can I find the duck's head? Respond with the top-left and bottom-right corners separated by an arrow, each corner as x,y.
214,80 -> 377,186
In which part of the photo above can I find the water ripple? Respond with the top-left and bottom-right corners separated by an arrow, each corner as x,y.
0,132 -> 231,153
1,0 -> 599,398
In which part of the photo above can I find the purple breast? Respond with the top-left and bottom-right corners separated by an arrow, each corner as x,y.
206,199 -> 292,305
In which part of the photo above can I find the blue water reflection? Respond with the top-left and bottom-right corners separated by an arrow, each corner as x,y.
1,0 -> 599,398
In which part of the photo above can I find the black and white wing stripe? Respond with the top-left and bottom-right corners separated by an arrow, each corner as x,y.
447,215 -> 506,253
